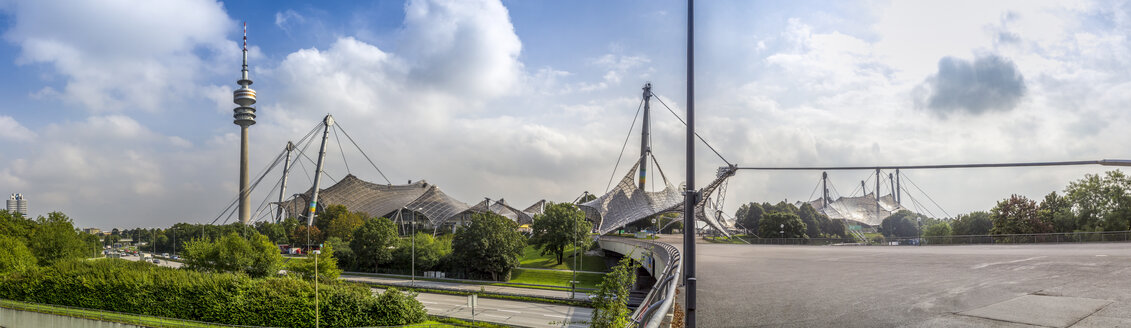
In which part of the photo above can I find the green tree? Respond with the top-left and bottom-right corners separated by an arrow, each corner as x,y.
735,202 -> 764,235
452,212 -> 526,281
922,221 -> 952,244
181,232 -> 283,278
326,209 -> 365,242
990,195 -> 1052,235
392,232 -> 450,272
287,242 -> 341,280
590,256 -> 639,327
280,217 -> 302,244
1039,192 -> 1076,233
529,203 -> 592,265
324,236 -> 355,270
254,221 -> 288,245
1064,171 -> 1131,231
797,203 -> 824,238
28,212 -> 96,265
880,210 -> 922,238
290,225 -> 324,246
350,217 -> 398,272
951,211 -> 993,235
0,235 -> 36,274
757,212 -> 807,239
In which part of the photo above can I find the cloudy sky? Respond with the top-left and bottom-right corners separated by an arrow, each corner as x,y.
1,0 -> 1129,229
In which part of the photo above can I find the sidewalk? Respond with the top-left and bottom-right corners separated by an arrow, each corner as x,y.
515,267 -> 607,275
340,273 -> 593,301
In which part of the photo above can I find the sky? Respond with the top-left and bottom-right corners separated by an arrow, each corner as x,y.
0,0 -> 1129,229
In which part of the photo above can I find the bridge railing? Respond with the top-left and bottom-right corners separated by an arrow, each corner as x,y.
597,238 -> 682,328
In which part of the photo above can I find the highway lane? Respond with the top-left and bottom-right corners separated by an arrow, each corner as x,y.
342,274 -> 592,300
374,288 -> 591,328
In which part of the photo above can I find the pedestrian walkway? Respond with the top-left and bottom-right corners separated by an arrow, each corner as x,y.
515,267 -> 607,275
340,273 -> 592,301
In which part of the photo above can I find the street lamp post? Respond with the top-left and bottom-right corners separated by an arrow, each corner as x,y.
780,223 -> 785,244
413,207 -> 421,286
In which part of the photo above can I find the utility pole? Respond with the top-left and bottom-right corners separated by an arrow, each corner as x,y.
683,0 -> 697,326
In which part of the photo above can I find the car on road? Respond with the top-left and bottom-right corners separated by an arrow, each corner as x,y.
152,259 -> 161,264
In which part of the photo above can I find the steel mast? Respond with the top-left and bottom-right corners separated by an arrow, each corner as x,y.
276,141 -> 295,222
306,115 -> 334,227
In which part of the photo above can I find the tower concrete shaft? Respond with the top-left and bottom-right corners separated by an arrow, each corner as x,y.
234,22 -> 257,224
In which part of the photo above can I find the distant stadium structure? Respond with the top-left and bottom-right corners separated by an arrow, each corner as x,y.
277,174 -> 546,233
803,193 -> 903,227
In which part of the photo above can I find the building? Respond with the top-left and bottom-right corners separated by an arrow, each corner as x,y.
83,228 -> 103,235
6,193 -> 27,216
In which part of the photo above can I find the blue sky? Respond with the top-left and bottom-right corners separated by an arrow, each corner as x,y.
0,0 -> 1129,228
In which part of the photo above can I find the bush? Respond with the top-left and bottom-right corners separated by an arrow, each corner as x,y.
0,235 -> 36,274
0,259 -> 425,327
182,232 -> 283,278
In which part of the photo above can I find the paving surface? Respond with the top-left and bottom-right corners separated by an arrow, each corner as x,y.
656,236 -> 1131,327
342,274 -> 592,300
372,288 -> 590,328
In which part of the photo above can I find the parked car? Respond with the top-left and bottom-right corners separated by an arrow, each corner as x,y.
152,259 -> 160,264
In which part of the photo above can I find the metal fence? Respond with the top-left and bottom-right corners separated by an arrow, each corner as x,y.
0,298 -> 458,328
731,230 -> 1131,246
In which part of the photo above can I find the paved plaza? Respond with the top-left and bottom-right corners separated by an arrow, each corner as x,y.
674,239 -> 1131,327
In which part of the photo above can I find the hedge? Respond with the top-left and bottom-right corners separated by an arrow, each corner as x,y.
0,259 -> 425,327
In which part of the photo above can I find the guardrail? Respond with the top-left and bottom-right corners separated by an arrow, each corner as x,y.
597,238 -> 682,328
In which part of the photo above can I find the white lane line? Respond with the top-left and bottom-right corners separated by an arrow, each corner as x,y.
542,314 -> 564,318
498,309 -> 521,313
971,256 -> 1045,269
483,314 -> 508,318
419,301 -> 438,304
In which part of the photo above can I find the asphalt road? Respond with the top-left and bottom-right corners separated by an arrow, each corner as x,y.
342,274 -> 592,300
373,288 -> 591,328
675,240 -> 1131,327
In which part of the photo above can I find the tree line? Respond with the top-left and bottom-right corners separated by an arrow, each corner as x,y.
733,201 -> 847,239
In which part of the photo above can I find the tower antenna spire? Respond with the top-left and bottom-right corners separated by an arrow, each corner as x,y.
234,21 -> 258,224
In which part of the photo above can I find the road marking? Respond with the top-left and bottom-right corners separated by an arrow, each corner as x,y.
498,309 -> 521,313
543,314 -> 563,318
971,256 -> 1044,269
419,301 -> 438,304
1096,255 -> 1108,257
483,314 -> 508,318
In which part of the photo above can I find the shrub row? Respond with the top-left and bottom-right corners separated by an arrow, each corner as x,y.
0,259 -> 425,327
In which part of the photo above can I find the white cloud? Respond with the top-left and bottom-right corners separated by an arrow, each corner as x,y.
0,116 -> 35,141
1,0 -> 236,112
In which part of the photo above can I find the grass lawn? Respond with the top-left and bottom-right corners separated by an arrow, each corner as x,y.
509,268 -> 604,289
519,245 -> 607,272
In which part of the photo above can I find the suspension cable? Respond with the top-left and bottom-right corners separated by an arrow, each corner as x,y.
901,173 -> 951,218
652,94 -> 732,165
334,121 -> 393,185
332,125 -> 350,175
605,98 -> 645,193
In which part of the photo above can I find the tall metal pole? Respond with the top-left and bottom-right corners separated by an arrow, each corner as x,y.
875,168 -> 881,219
640,83 -> 653,189
683,0 -> 697,326
306,115 -> 334,228
276,141 -> 295,222
822,171 -> 829,207
895,169 -> 901,205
